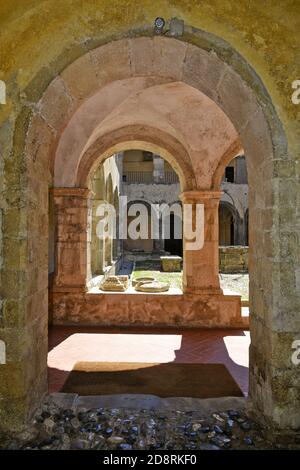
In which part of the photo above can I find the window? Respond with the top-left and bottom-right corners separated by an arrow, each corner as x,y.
225,166 -> 234,183
143,151 -> 153,161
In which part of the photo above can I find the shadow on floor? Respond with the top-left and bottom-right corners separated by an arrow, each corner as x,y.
48,326 -> 249,396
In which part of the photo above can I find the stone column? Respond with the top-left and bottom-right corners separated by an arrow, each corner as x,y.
235,216 -> 246,245
52,188 -> 93,291
115,152 -> 123,259
153,214 -> 165,253
235,155 -> 248,184
91,198 -> 106,275
180,191 -> 222,294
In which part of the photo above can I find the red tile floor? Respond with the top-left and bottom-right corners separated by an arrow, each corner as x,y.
48,326 -> 250,396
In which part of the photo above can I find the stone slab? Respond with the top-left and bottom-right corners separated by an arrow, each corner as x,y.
50,290 -> 247,328
160,256 -> 183,272
54,393 -> 246,413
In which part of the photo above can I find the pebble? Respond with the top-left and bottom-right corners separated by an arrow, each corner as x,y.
92,424 -> 102,433
62,409 -> 74,419
241,421 -> 252,431
70,418 -> 80,429
226,419 -> 235,428
71,438 -> 89,450
211,436 -> 231,448
43,418 -> 55,431
104,427 -> 113,436
60,434 -> 71,450
2,404 -> 276,451
212,413 -> 225,422
87,432 -> 95,441
200,426 -> 210,433
55,426 -> 65,435
127,434 -> 137,444
244,436 -> 254,445
199,443 -> 220,450
78,412 -> 89,423
107,436 -> 124,445
118,443 -> 133,450
137,439 -> 146,448
92,437 -> 105,449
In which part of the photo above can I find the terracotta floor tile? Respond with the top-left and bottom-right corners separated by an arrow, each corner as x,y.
48,326 -> 250,396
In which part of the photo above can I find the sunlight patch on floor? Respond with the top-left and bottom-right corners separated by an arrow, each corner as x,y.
48,333 -> 183,371
223,331 -> 250,367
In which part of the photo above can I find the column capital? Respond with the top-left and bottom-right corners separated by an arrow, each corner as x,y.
51,187 -> 94,198
179,190 -> 222,203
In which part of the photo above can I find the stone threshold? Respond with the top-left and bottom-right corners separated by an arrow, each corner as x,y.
48,392 -> 246,414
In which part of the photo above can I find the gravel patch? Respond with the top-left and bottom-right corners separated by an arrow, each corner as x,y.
2,398 -> 276,450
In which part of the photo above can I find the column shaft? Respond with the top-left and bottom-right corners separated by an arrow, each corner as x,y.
52,188 -> 93,290
180,190 -> 222,294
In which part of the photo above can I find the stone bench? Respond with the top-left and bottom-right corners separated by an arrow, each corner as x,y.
160,255 -> 182,272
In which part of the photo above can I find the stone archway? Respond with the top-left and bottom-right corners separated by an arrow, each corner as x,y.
112,188 -> 120,260
104,175 -> 114,267
2,32 -> 297,441
124,199 -> 154,254
219,201 -> 236,246
218,200 -> 245,246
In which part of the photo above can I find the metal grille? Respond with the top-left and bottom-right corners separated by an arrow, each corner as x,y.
123,171 -> 179,184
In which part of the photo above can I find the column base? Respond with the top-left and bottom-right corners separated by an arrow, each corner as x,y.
51,284 -> 88,293
246,400 -> 300,448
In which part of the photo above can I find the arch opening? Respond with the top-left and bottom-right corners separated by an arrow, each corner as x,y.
87,148 -> 184,293
19,33 -> 293,436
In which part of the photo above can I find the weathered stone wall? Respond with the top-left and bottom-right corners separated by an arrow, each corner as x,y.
219,246 -> 248,273
123,183 -> 180,205
90,155 -> 122,275
221,183 -> 248,219
50,291 -> 245,329
52,188 -> 93,289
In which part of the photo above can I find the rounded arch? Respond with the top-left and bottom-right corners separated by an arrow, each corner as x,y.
212,139 -> 244,189
52,77 -> 241,191
124,198 -> 154,254
22,31 -> 294,433
127,198 -> 153,211
105,173 -> 113,204
26,35 -> 288,191
219,200 -> 240,222
113,187 -> 119,208
79,125 -> 195,191
219,200 -> 240,246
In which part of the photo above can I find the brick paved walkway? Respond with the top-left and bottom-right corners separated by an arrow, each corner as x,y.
48,326 -> 250,396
